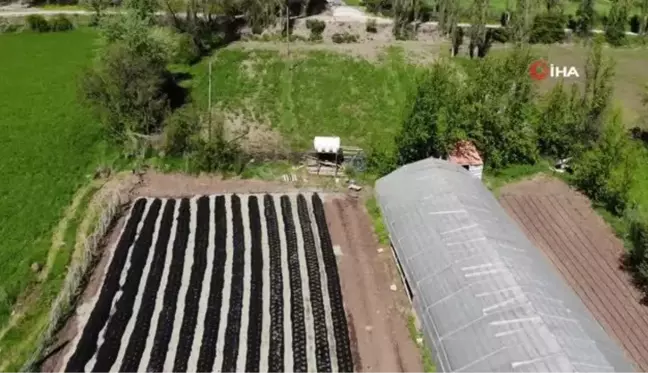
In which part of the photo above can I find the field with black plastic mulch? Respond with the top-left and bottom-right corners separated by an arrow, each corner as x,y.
62,193 -> 353,373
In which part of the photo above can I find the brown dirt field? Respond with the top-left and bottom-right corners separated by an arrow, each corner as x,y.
324,194 -> 422,372
41,171 -> 420,372
499,175 -> 648,371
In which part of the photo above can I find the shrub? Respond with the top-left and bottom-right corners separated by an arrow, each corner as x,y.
529,12 -> 566,44
306,19 -> 326,40
49,15 -> 74,32
163,105 -> 200,156
81,42 -> 171,139
26,14 -> 50,32
567,14 -> 578,31
366,18 -> 378,33
332,32 -> 359,43
188,120 -> 244,174
625,208 -> 648,291
489,27 -> 510,43
630,14 -> 641,34
0,17 -> 22,33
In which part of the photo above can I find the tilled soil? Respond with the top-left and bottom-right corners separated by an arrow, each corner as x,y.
500,175 -> 648,371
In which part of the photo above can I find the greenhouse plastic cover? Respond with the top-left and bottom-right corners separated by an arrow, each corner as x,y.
375,157 -> 635,372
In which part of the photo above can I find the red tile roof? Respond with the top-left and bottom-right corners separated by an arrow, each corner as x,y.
448,140 -> 483,166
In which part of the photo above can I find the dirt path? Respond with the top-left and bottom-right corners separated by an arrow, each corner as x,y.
500,176 -> 648,371
324,194 -> 421,372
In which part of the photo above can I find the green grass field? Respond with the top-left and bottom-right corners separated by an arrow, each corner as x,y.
190,47 -> 421,151
0,29 -> 105,341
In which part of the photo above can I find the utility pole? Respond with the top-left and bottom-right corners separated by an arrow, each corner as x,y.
208,58 -> 212,141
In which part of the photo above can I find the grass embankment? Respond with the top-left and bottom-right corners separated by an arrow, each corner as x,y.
0,29 -> 111,367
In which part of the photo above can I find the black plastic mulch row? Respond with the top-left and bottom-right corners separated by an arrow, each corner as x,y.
119,199 -> 177,372
65,198 -> 147,372
297,194 -> 332,372
245,196 -> 264,372
197,195 -> 227,372
147,198 -> 191,372
281,195 -> 308,373
264,195 -> 284,373
173,196 -> 211,372
311,193 -> 354,372
221,195 -> 245,372
92,198 -> 163,372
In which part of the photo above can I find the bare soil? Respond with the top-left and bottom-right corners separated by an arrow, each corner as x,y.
324,194 -> 422,372
41,171 -> 421,372
499,175 -> 648,371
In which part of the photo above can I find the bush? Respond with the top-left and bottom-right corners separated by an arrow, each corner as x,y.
332,32 -> 359,43
306,19 -> 326,40
0,17 -> 22,33
163,105 -> 200,156
189,123 -> 244,174
625,208 -> 648,291
630,14 -> 641,34
26,14 -> 50,32
49,15 -> 74,32
489,27 -> 510,43
366,18 -> 378,33
81,42 -> 171,138
567,14 -> 578,31
529,12 -> 566,44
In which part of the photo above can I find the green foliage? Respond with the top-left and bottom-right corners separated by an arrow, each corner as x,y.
306,19 -> 326,40
605,0 -> 629,45
26,15 -> 50,32
163,105 -> 200,156
365,196 -> 389,245
395,61 -> 465,164
576,0 -> 594,36
363,0 -> 393,16
572,111 -> 637,214
49,15 -> 74,32
529,12 -> 567,43
331,32 -> 359,43
537,81 -> 585,158
366,18 -> 378,33
581,38 -> 616,146
81,19 -> 173,140
0,17 -> 23,33
188,120 -> 244,174
626,208 -> 648,289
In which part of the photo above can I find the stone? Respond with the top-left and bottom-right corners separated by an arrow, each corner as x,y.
390,284 -> 397,291
31,262 -> 41,273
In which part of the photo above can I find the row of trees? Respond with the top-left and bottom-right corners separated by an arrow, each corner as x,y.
384,0 -> 648,48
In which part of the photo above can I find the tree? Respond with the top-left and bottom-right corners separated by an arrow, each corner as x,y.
581,37 -> 616,146
510,0 -> 533,43
576,0 -> 594,37
125,0 -> 158,21
641,0 -> 648,35
545,0 -> 561,13
468,0 -> 489,58
393,0 -> 419,39
537,81 -> 585,158
605,0 -> 629,45
395,61 -> 467,164
573,110 -> 638,214
80,0 -> 111,24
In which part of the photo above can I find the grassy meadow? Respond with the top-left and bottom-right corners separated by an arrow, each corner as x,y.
189,47 -> 421,151
0,28 -> 109,366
